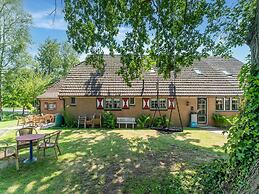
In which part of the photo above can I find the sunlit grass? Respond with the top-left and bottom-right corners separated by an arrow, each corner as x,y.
0,128 -> 227,193
0,120 -> 17,130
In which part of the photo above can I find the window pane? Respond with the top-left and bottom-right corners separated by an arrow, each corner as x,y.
105,99 -> 113,109
151,99 -> 158,109
113,99 -> 121,109
71,97 -> 76,104
216,98 -> 224,110
48,103 -> 56,110
225,98 -> 230,110
232,97 -> 239,110
129,98 -> 135,105
159,99 -> 167,109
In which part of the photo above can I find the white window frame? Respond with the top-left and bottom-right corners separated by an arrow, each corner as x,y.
48,103 -> 56,111
231,97 -> 240,111
150,98 -> 167,110
129,98 -> 135,106
104,98 -> 122,110
216,97 -> 224,111
216,97 -> 240,111
71,97 -> 76,105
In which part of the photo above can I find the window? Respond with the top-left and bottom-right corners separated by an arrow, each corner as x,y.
216,98 -> 224,111
232,97 -> 239,111
71,97 -> 76,105
105,98 -> 121,110
48,103 -> 56,110
129,98 -> 135,105
225,98 -> 231,110
216,97 -> 240,111
150,99 -> 167,110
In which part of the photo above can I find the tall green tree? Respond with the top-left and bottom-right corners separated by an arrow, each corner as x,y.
3,68 -> 51,115
36,39 -> 79,80
60,42 -> 80,75
36,39 -> 62,76
64,0 -> 258,192
0,0 -> 31,119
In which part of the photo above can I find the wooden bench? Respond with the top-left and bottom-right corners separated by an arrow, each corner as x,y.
117,117 -> 136,128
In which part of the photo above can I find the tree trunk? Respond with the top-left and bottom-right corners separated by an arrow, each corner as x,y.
247,0 -> 259,69
0,71 -> 2,121
12,106 -> 15,119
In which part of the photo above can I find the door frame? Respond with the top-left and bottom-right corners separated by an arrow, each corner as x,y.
197,97 -> 208,125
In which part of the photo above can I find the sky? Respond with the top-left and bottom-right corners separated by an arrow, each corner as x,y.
23,0 -> 250,63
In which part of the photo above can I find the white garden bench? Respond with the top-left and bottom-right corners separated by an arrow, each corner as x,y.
117,117 -> 136,128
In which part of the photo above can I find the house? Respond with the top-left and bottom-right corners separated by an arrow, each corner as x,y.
37,79 -> 64,114
38,56 -> 243,127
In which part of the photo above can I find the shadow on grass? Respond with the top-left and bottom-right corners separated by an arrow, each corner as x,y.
0,129 -> 226,193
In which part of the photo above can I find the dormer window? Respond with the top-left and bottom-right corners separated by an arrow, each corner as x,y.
222,70 -> 232,76
193,68 -> 203,75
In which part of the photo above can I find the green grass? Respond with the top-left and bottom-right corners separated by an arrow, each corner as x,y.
0,120 -> 17,129
0,128 -> 227,193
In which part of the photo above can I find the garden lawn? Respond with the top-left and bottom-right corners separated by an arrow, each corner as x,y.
0,120 -> 17,129
0,128 -> 227,193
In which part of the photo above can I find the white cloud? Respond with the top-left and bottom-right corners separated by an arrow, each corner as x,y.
29,9 -> 67,30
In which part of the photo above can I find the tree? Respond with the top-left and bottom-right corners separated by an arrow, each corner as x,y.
60,42 -> 80,75
3,68 -> 51,115
36,39 -> 79,80
0,0 -> 31,119
64,0 -> 258,192
36,38 -> 62,77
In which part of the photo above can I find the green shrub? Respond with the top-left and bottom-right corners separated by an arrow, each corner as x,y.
137,114 -> 151,128
62,110 -> 76,127
152,115 -> 169,127
193,159 -> 228,193
102,111 -> 116,129
212,113 -> 235,129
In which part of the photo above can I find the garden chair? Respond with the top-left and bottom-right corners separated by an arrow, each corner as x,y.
37,131 -> 61,159
78,115 -> 87,128
0,141 -> 19,170
16,127 -> 38,151
16,116 -> 26,126
43,114 -> 55,123
86,114 -> 102,128
24,115 -> 35,126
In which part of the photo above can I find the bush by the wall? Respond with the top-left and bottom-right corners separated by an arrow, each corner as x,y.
152,115 -> 169,128
137,114 -> 151,128
212,114 -> 235,129
102,111 -> 116,129
62,110 -> 77,128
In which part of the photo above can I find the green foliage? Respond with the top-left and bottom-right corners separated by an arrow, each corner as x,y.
63,110 -> 76,128
36,39 -> 79,80
136,114 -> 151,129
224,63 -> 259,191
193,159 -> 228,194
125,175 -> 186,194
0,0 -> 31,119
64,0 -> 235,83
3,68 -> 51,111
102,111 -> 116,129
152,115 -> 169,128
212,114 -> 237,129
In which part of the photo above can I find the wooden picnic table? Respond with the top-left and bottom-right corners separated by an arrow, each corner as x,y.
16,134 -> 45,163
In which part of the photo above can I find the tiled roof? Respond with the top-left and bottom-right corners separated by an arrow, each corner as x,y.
37,79 -> 64,99
58,56 -> 243,97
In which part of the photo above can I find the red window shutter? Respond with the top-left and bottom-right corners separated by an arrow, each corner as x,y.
96,98 -> 104,109
168,98 -> 175,109
142,98 -> 150,109
122,98 -> 129,109
44,102 -> 48,110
